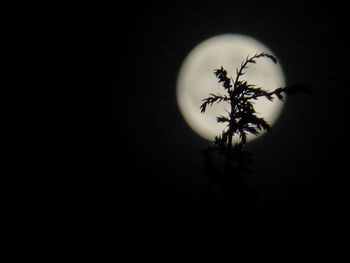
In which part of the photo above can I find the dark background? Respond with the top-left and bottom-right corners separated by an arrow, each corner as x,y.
104,3 -> 347,230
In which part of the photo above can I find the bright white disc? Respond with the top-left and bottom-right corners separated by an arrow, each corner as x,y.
176,34 -> 286,143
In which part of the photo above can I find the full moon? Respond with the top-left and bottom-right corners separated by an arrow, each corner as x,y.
176,34 -> 286,143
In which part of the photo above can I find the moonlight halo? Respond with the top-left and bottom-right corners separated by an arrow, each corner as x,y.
176,34 -> 286,143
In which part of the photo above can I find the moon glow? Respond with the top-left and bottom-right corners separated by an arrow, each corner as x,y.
176,34 -> 286,143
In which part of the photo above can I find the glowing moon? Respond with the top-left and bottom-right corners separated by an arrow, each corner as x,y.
176,34 -> 286,143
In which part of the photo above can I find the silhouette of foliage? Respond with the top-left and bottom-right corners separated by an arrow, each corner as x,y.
199,54 -> 313,218
200,52 -> 308,152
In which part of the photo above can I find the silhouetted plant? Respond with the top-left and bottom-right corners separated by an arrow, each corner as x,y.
200,52 -> 308,153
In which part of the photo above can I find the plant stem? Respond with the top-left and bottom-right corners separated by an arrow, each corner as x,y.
227,92 -> 235,153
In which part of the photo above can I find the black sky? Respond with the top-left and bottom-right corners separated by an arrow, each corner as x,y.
104,3 -> 347,230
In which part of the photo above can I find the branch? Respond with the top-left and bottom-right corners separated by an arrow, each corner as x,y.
200,93 -> 230,113
233,52 -> 277,89
214,67 -> 232,90
272,84 -> 314,101
217,115 -> 230,123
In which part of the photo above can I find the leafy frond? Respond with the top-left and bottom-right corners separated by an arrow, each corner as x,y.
270,84 -> 313,101
201,52 -> 305,152
243,86 -> 272,100
254,52 -> 277,63
233,52 -> 278,87
200,93 -> 229,113
248,115 -> 271,131
244,126 -> 260,136
214,66 -> 232,90
217,115 -> 230,123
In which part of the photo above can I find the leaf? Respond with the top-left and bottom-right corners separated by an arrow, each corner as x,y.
200,93 -> 229,113
214,67 -> 232,90
271,84 -> 313,101
214,66 -> 224,76
217,116 -> 230,123
200,101 -> 207,113
243,114 -> 271,131
264,93 -> 274,101
274,88 -> 285,100
245,126 -> 260,136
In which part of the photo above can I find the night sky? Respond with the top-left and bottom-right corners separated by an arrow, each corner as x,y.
104,3 -> 347,231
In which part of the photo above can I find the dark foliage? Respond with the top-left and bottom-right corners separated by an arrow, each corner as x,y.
200,52 -> 309,151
